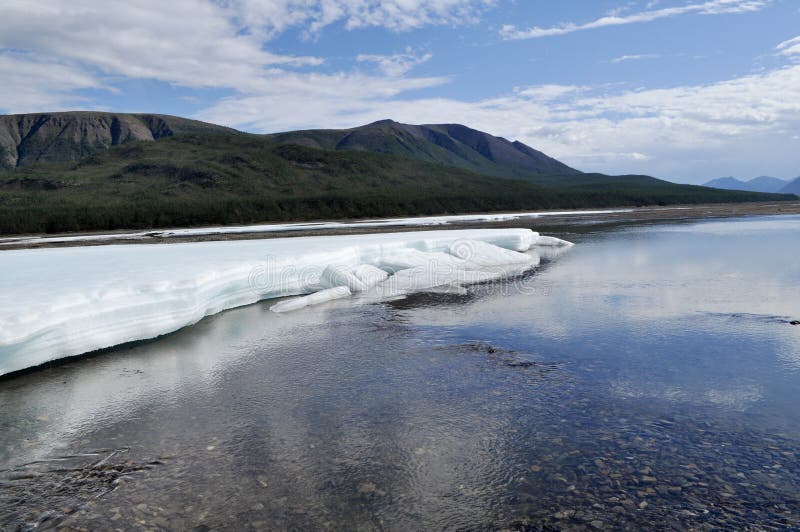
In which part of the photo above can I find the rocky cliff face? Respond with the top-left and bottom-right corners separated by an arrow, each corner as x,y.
0,112 -> 235,169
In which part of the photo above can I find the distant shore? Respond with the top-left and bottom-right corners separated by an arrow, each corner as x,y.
1,200 -> 798,251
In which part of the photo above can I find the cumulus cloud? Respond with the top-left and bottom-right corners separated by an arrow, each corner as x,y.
200,49 -> 800,181
0,52 -> 112,113
0,0 -> 326,104
0,0 -> 485,113
197,71 -> 449,133
1,0 -> 796,181
500,0 -> 772,40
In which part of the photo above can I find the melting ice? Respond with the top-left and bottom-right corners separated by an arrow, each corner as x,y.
0,229 -> 571,376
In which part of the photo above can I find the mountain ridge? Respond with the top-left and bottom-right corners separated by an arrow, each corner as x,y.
267,119 -> 580,179
0,111 -> 795,235
0,112 -> 578,180
0,112 -> 236,170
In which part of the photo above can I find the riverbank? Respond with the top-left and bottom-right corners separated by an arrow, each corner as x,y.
1,201 -> 798,250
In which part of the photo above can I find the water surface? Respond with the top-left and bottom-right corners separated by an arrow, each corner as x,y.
2,215 -> 799,530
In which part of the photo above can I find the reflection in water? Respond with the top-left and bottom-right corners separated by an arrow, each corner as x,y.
2,215 -> 800,529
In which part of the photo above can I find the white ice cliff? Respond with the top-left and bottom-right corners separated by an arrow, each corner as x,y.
0,229 -> 571,376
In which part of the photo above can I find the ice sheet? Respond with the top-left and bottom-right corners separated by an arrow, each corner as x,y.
0,228 -> 570,376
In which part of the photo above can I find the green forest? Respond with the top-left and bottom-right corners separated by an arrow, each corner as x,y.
1,132 -> 794,235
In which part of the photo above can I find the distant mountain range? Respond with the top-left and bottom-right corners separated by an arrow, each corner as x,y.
703,175 -> 799,195
0,111 -> 795,235
0,113 -> 576,177
780,177 -> 800,195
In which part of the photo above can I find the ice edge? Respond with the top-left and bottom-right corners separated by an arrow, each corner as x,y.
0,229 -> 572,376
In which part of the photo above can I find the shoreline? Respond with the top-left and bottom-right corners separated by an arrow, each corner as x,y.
1,200 -> 799,251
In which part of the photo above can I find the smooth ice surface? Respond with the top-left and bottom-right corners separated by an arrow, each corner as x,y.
0,209 -> 626,246
270,287 -> 352,313
0,228 -> 561,376
535,236 -> 574,247
320,265 -> 367,292
351,264 -> 390,288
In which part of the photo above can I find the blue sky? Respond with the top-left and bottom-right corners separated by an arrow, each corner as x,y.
1,0 -> 799,183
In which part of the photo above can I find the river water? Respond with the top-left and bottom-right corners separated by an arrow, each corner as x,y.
2,215 -> 799,530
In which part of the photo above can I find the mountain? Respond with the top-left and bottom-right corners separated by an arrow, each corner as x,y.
704,175 -> 788,193
780,177 -> 800,195
704,177 -> 744,190
0,112 -> 795,235
748,176 -> 789,193
0,112 -> 235,170
268,119 -> 580,179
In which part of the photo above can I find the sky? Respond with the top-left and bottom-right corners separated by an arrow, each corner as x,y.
1,0 -> 798,183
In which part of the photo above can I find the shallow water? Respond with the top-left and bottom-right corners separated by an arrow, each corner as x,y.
2,215 -> 799,530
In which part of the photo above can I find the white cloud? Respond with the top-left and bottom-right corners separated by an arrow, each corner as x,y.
227,0 -> 494,36
514,85 -> 588,101
197,71 -> 449,133
1,1 -> 797,182
0,1 -> 323,95
0,52 -> 108,113
611,54 -> 662,64
326,0 -> 494,32
200,48 -> 800,182
500,0 -> 772,40
0,0 -> 487,113
357,49 -> 432,77
777,35 -> 800,58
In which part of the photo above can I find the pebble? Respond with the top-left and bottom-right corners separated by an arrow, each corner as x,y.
621,499 -> 637,511
358,482 -> 380,495
5,367 -> 800,531
151,516 -> 170,528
